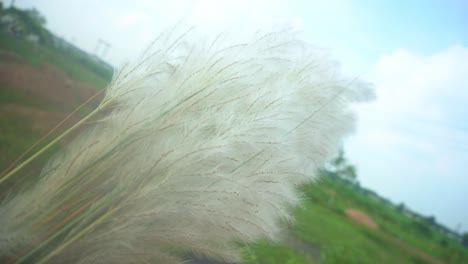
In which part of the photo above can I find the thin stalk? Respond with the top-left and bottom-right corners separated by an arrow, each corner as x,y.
14,189 -> 120,264
9,197 -> 97,264
0,89 -> 105,179
37,206 -> 120,264
0,107 -> 101,186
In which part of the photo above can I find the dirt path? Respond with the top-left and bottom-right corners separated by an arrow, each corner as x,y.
345,208 -> 379,230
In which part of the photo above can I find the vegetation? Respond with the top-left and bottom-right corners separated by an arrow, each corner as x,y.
244,155 -> 468,263
0,7 -> 113,88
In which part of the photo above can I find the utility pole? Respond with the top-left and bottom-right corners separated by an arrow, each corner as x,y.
101,41 -> 111,59
94,40 -> 103,56
94,39 -> 111,60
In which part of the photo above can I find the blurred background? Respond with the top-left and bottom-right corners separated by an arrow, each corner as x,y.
0,0 -> 467,263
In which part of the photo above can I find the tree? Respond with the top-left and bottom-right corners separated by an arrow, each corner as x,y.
342,164 -> 357,182
462,233 -> 468,248
14,8 -> 50,44
424,215 -> 437,226
329,149 -> 359,184
25,8 -> 46,26
332,149 -> 346,168
397,203 -> 406,213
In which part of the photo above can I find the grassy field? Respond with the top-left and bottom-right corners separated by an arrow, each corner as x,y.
0,24 -> 467,263
243,175 -> 468,263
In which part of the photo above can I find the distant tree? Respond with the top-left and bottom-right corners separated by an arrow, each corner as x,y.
10,7 -> 51,44
412,219 -> 433,238
397,203 -> 406,213
329,149 -> 359,184
25,8 -> 46,26
439,238 -> 448,248
332,149 -> 346,168
342,164 -> 357,181
426,216 -> 436,225
462,233 -> 468,248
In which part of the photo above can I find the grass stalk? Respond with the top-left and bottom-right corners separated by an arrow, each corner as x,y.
0,97 -> 113,186
0,89 -> 105,179
36,206 -> 120,264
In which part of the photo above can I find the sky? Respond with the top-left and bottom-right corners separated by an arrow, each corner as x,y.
11,0 -> 468,232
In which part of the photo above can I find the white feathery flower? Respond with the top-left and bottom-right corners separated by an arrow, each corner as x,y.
0,26 -> 373,263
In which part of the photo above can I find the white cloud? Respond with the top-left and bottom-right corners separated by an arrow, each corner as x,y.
372,45 -> 468,121
347,45 -> 468,231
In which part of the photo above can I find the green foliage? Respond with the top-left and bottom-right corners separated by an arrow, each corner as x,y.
462,233 -> 468,248
397,202 -> 406,212
24,8 -> 46,27
2,7 -> 48,43
410,219 -> 434,238
328,150 -> 358,184
243,242 -> 314,264
292,198 -> 420,263
244,169 -> 468,263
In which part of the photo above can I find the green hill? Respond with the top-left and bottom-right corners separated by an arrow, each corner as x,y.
244,172 -> 468,263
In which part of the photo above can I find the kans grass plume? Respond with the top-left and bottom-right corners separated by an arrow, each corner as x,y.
0,27 -> 373,263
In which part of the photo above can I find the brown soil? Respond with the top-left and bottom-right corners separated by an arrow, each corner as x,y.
345,208 -> 379,230
0,51 -> 105,131
0,53 -> 104,168
0,53 -> 102,112
0,104 -> 80,133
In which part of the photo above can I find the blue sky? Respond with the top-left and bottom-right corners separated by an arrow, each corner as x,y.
14,0 -> 468,232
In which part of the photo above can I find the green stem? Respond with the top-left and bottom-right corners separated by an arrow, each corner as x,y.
0,106 -> 102,186
37,205 -> 120,264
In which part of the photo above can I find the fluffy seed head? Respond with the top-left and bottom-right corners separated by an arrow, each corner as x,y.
0,27 -> 373,263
